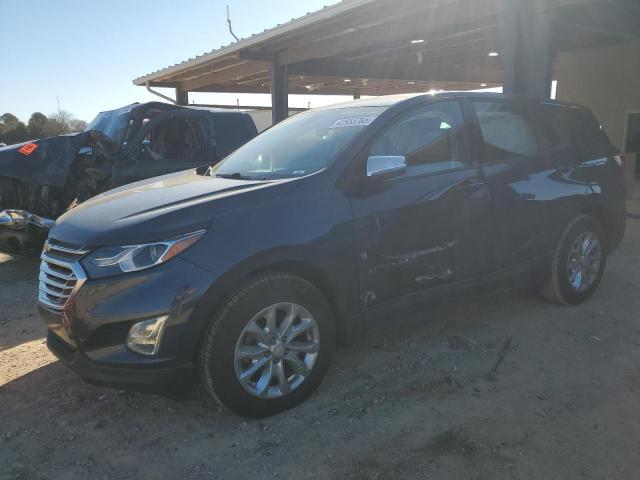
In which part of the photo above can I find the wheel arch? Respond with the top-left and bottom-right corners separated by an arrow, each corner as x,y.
578,204 -> 612,251
191,256 -> 362,365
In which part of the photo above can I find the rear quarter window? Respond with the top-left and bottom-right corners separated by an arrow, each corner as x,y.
213,114 -> 258,158
570,108 -> 616,159
538,103 -> 614,159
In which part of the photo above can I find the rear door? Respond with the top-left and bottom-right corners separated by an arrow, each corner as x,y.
472,99 -> 591,270
347,99 -> 495,309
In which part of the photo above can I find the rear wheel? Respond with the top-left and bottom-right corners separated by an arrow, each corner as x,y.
200,272 -> 335,417
540,215 -> 607,305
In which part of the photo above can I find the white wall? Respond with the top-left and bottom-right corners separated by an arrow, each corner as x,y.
556,40 -> 640,150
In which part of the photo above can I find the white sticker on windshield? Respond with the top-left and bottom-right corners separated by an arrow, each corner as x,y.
330,117 -> 376,129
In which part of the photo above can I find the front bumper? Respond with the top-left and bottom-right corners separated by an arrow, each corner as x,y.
46,329 -> 194,391
39,255 -> 223,391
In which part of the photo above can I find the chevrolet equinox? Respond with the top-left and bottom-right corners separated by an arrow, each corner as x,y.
38,93 -> 626,417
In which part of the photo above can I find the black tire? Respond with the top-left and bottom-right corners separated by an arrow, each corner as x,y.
200,272 -> 336,418
539,215 -> 607,305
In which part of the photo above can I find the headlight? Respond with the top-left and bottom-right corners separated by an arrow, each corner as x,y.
82,230 -> 206,279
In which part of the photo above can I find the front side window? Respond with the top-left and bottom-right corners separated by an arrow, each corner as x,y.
473,101 -> 539,162
368,100 -> 467,177
211,106 -> 386,180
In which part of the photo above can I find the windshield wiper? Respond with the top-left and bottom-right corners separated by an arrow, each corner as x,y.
214,172 -> 255,180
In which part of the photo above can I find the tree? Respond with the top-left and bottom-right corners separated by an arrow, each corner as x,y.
68,118 -> 87,133
0,113 -> 28,145
0,110 -> 87,145
27,112 -> 48,139
44,109 -> 74,136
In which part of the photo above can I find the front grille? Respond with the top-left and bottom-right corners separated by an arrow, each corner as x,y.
38,239 -> 89,314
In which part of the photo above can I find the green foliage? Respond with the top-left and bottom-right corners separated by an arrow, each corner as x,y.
0,110 -> 87,146
27,112 -> 48,139
0,113 -> 28,146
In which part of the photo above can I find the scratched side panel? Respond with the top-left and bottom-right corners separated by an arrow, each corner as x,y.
348,167 -> 492,309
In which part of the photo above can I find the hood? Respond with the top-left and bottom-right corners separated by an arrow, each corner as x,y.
0,131 -> 113,187
50,169 -> 294,247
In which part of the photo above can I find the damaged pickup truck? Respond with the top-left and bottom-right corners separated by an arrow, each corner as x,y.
0,102 -> 257,253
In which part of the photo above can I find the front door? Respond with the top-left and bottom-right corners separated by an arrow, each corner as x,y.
347,100 -> 494,310
111,111 -> 211,187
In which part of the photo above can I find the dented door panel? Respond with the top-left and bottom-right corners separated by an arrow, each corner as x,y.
349,167 -> 493,308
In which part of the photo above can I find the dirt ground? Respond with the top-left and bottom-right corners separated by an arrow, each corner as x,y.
2,207 -> 640,480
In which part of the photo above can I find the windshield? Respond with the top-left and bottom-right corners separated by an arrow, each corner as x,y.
211,106 -> 386,179
85,107 -> 132,145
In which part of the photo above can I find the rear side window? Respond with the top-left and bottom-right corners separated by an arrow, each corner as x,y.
472,101 -> 539,162
213,114 -> 257,159
536,103 -> 575,152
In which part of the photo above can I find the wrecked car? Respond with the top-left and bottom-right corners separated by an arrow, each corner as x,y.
0,102 -> 257,253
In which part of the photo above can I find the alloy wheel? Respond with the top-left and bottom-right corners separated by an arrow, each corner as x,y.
234,302 -> 320,398
566,231 -> 602,292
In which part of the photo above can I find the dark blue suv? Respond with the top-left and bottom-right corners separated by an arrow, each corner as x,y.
38,93 -> 626,417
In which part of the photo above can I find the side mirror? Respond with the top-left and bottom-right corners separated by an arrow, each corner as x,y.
366,155 -> 407,178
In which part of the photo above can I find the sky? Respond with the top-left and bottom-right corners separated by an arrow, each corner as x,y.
0,0 -> 346,123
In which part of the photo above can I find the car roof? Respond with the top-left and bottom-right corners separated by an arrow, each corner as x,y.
94,102 -> 251,117
185,105 -> 252,115
317,92 -> 585,110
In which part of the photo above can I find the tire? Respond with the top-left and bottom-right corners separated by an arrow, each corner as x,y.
200,272 -> 336,418
540,215 -> 607,305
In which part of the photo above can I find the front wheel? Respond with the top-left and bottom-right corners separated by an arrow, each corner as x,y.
200,272 -> 335,417
540,215 -> 607,305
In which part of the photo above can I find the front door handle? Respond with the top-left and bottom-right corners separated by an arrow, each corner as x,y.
460,177 -> 486,188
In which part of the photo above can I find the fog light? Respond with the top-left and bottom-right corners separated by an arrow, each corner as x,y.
126,316 -> 168,356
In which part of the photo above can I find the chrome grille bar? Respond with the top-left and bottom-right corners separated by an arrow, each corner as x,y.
38,240 -> 88,313
38,271 -> 72,289
46,241 -> 89,257
40,262 -> 75,281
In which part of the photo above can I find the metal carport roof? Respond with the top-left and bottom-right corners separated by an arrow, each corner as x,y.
133,0 -> 640,114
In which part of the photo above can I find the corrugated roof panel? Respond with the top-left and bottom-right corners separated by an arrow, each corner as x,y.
132,0 -> 378,85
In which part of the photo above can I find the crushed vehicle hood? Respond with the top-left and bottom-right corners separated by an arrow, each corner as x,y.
0,131 -> 114,187
50,169 -> 294,247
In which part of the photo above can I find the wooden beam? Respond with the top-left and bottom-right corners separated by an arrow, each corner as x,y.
180,61 -> 270,91
175,87 -> 188,106
163,55 -> 244,82
287,58 -> 501,84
